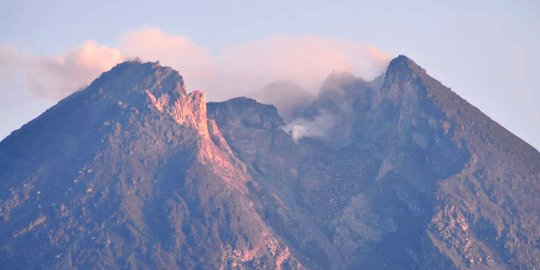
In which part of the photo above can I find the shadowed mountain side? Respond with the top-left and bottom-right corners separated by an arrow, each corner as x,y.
208,56 -> 540,269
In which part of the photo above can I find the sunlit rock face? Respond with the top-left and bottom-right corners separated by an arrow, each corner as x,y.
0,61 -> 301,270
1,56 -> 539,270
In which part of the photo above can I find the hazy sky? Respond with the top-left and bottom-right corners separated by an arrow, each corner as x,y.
1,0 -> 539,150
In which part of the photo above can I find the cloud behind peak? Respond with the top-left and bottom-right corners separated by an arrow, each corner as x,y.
0,27 -> 391,102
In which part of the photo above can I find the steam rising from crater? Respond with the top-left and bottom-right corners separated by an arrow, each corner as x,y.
284,111 -> 335,142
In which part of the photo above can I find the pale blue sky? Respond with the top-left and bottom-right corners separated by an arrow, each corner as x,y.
1,0 -> 539,149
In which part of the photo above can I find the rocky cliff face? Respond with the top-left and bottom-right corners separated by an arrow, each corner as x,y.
0,61 -> 301,269
0,56 -> 538,270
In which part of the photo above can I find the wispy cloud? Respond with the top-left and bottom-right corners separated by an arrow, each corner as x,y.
212,36 -> 390,100
118,27 -> 215,90
0,42 -> 122,100
0,27 -> 390,102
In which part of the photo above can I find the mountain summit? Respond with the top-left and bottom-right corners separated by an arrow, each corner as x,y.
0,61 -> 300,269
1,56 -> 539,269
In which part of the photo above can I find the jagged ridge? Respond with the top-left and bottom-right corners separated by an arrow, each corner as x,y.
1,56 -> 539,270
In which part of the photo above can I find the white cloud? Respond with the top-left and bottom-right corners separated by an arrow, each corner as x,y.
118,27 -> 215,92
0,42 -> 122,100
0,27 -> 390,102
208,36 -> 390,100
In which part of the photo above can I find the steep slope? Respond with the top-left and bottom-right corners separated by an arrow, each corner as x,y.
369,56 -> 540,269
391,56 -> 540,269
1,56 -> 538,270
0,61 -> 301,269
209,56 -> 540,269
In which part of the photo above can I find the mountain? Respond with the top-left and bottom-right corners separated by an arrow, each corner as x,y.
0,61 -> 301,269
1,56 -> 539,269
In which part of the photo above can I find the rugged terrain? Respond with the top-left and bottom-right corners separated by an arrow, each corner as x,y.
1,56 -> 539,269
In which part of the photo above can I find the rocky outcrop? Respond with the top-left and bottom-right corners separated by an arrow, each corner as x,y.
0,61 -> 301,269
